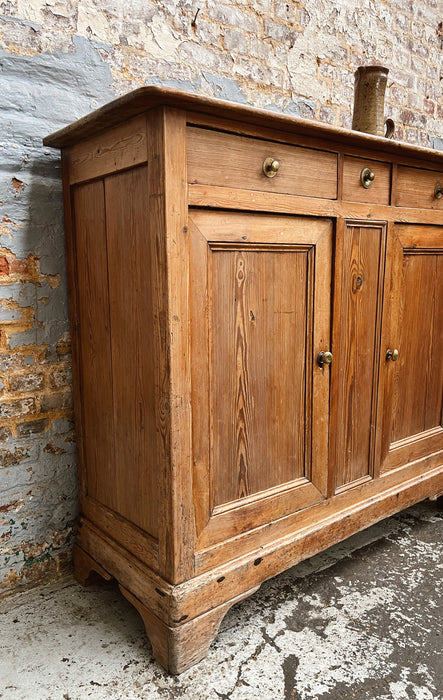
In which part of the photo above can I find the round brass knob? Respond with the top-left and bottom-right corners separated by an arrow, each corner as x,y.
263,157 -> 280,178
360,167 -> 375,189
317,351 -> 333,367
434,182 -> 443,199
386,348 -> 399,362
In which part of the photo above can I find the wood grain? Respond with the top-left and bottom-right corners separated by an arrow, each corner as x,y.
333,222 -> 386,490
54,93 -> 443,674
342,156 -> 391,205
76,462 -> 443,626
186,110 -> 443,173
61,152 -> 87,502
391,253 -> 443,440
73,543 -> 112,587
44,86 -> 443,170
188,184 -> 443,226
72,180 -> 116,505
146,107 -> 194,584
104,166 -> 159,538
83,496 -> 158,569
195,459 -> 443,573
187,126 -> 338,200
390,227 -> 443,441
211,246 -> 308,504
189,211 -> 331,548
119,583 -> 259,674
377,224 -> 443,474
395,166 -> 443,210
68,115 -> 147,185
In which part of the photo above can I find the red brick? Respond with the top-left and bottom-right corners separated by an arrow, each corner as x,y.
423,98 -> 435,116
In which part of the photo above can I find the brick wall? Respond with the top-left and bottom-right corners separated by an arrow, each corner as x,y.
1,0 -> 442,597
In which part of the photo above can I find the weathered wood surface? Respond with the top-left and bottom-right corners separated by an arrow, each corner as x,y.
187,126 -> 338,199
57,95 -> 443,674
44,86 -> 443,169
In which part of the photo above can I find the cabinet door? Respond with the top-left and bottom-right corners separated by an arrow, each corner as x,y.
330,221 -> 387,493
189,211 -> 332,552
376,224 -> 443,473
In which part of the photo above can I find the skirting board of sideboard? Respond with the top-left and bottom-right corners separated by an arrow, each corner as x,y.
73,462 -> 443,674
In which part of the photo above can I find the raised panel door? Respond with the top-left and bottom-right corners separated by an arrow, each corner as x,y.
376,224 -> 443,473
330,221 -> 387,493
189,211 -> 332,552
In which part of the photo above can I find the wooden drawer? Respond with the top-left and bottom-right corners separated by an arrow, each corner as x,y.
342,156 -> 391,205
395,166 -> 443,209
187,127 -> 338,199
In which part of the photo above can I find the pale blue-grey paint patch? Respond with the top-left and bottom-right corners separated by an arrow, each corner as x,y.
0,14 -> 41,31
0,283 -> 36,307
264,101 -> 302,117
145,74 -> 201,93
202,72 -> 249,104
283,101 -> 303,116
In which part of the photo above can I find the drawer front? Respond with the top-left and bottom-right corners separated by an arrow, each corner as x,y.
187,127 -> 338,199
342,156 -> 391,205
395,166 -> 443,209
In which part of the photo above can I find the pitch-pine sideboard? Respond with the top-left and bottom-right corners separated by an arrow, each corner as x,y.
44,88 -> 443,673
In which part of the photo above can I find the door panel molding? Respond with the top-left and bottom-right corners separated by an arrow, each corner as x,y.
189,211 -> 332,550
377,223 -> 443,474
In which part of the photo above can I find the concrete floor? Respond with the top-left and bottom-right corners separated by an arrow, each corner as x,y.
1,501 -> 442,700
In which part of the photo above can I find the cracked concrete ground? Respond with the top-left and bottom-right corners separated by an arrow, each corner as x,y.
1,501 -> 442,700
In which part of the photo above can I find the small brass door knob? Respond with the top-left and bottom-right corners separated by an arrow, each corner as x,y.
434,183 -> 443,199
360,167 -> 376,189
386,348 -> 399,362
317,351 -> 333,367
263,157 -> 280,178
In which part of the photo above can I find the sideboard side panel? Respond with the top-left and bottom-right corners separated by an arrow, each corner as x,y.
71,180 -> 116,506
103,166 -> 159,539
65,150 -> 161,569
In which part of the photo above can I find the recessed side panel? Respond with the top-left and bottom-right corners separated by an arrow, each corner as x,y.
72,180 -> 116,506
104,166 -> 159,539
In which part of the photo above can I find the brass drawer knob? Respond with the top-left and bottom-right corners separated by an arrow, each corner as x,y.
434,182 -> 443,199
360,167 -> 375,189
263,157 -> 280,178
317,351 -> 333,367
386,348 -> 399,362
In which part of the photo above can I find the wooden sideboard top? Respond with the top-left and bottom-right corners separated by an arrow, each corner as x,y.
44,86 -> 443,165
